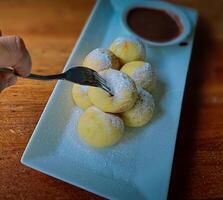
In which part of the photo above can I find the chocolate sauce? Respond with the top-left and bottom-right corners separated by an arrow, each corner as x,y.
127,7 -> 182,42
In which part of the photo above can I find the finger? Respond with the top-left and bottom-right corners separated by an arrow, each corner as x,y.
0,36 -> 32,76
14,49 -> 32,77
13,36 -> 32,77
0,73 -> 17,92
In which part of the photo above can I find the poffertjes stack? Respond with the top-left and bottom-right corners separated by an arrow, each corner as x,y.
72,36 -> 156,148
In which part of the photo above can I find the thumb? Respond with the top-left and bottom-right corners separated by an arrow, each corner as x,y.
0,36 -> 32,77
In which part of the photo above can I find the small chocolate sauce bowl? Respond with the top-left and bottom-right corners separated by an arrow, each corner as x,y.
122,1 -> 191,47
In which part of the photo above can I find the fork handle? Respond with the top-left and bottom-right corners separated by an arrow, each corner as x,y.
18,73 -> 66,81
0,67 -> 66,81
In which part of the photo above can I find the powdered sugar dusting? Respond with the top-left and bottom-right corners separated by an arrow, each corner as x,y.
107,114 -> 124,131
101,69 -> 136,96
86,48 -> 114,71
131,88 -> 155,119
132,62 -> 156,91
60,105 -> 143,183
91,106 -> 124,130
79,85 -> 88,93
73,107 -> 84,129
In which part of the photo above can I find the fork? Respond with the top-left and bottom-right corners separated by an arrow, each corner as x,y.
0,66 -> 113,96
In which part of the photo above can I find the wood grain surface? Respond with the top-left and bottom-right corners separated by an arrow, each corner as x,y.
0,0 -> 222,199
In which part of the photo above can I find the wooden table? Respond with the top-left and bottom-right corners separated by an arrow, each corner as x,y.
0,0 -> 222,199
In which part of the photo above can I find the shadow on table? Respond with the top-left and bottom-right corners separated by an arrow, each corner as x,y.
168,17 -> 213,199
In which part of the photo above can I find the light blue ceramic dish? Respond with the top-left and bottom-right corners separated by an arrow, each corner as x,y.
21,0 -> 198,199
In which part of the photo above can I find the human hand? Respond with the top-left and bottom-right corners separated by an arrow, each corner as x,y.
0,35 -> 32,92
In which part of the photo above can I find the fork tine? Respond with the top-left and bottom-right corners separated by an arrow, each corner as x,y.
93,72 -> 111,90
95,77 -> 108,89
69,66 -> 113,95
100,83 -> 113,96
99,81 -> 110,91
94,72 -> 107,85
94,76 -> 113,96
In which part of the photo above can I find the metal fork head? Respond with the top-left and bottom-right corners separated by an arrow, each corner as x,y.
66,66 -> 113,96
93,71 -> 113,96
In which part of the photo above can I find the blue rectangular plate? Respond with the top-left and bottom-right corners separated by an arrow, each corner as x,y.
21,0 -> 198,199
